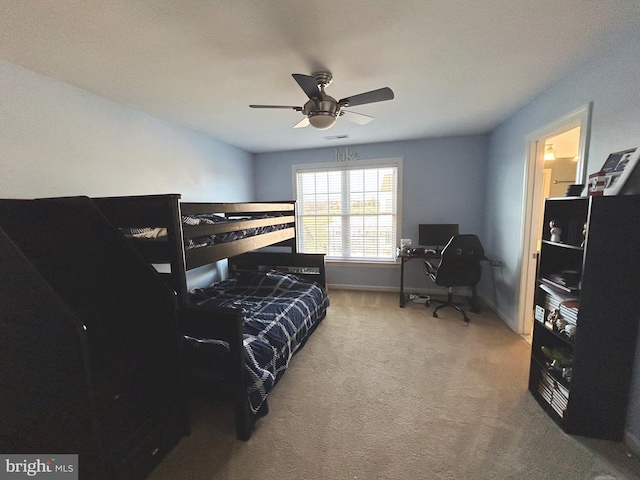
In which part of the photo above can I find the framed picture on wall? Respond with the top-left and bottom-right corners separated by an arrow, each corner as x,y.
586,147 -> 640,196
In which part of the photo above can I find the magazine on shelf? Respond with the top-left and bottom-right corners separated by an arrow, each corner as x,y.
544,270 -> 580,290
539,282 -> 579,302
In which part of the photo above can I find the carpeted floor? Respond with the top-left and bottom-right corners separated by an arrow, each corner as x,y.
149,290 -> 640,480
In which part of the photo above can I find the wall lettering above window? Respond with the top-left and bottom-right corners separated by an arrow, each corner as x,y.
335,147 -> 360,162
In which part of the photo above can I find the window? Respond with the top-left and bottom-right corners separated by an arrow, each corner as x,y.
293,158 -> 402,262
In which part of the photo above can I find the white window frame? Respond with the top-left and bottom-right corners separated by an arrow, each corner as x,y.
292,157 -> 403,264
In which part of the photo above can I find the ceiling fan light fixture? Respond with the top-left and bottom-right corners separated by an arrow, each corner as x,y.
250,72 -> 394,130
308,112 -> 337,130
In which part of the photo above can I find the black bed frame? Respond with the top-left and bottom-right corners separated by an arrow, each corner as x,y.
93,194 -> 326,440
0,197 -> 189,478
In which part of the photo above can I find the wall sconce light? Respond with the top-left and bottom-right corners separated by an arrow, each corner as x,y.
544,144 -> 556,161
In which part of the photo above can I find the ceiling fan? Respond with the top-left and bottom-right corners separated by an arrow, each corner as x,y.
249,71 -> 394,130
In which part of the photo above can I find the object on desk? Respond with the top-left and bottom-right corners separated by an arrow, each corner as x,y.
418,223 -> 459,251
406,247 -> 437,255
423,234 -> 485,323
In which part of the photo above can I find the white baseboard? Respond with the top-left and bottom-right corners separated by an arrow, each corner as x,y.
327,284 -> 477,298
327,283 -> 456,295
479,294 -> 514,330
327,283 -> 398,292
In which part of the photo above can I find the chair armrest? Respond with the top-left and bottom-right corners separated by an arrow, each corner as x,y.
423,259 -> 438,277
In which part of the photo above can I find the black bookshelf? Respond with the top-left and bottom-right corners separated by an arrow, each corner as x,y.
528,195 -> 640,441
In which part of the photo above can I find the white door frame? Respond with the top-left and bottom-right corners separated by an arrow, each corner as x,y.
515,103 -> 592,334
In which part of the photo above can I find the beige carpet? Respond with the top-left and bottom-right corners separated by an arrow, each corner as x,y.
149,290 -> 640,480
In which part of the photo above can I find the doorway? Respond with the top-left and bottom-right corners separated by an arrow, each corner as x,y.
516,104 -> 592,337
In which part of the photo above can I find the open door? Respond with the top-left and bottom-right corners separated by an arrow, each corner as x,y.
516,104 -> 591,337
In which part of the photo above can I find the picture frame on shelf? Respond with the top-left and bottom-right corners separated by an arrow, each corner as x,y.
585,147 -> 640,196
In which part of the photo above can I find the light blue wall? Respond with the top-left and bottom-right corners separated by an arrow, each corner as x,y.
0,60 -> 254,202
486,23 -> 640,448
0,59 -> 254,288
254,135 -> 489,291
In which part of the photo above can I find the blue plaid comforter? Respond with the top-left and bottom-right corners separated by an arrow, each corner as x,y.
189,271 -> 329,414
181,213 -> 288,250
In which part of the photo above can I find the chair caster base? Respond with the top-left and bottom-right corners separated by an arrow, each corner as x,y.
433,312 -> 438,318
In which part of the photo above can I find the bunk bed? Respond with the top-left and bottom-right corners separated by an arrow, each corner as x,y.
0,197 -> 189,478
93,194 -> 329,440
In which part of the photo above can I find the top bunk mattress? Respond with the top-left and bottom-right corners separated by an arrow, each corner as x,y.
111,200 -> 297,269
122,212 -> 290,249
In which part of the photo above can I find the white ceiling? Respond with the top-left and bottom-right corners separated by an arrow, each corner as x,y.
2,0 -> 638,154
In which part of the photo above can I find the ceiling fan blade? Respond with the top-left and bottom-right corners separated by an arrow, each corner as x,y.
293,117 -> 310,129
341,110 -> 374,125
339,87 -> 394,107
292,74 -> 321,99
250,105 -> 302,110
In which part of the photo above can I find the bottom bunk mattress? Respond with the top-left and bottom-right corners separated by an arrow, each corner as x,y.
187,270 -> 329,414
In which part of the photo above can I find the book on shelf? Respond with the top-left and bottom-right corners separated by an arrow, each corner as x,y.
538,384 -> 553,402
540,370 -> 569,395
538,380 -> 568,418
559,304 -> 578,325
539,282 -> 579,302
541,276 -> 579,293
539,283 -> 579,327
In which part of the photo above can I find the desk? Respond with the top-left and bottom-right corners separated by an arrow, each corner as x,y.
398,250 -> 441,307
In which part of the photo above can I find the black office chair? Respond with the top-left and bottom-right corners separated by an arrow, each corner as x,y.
423,234 -> 485,323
